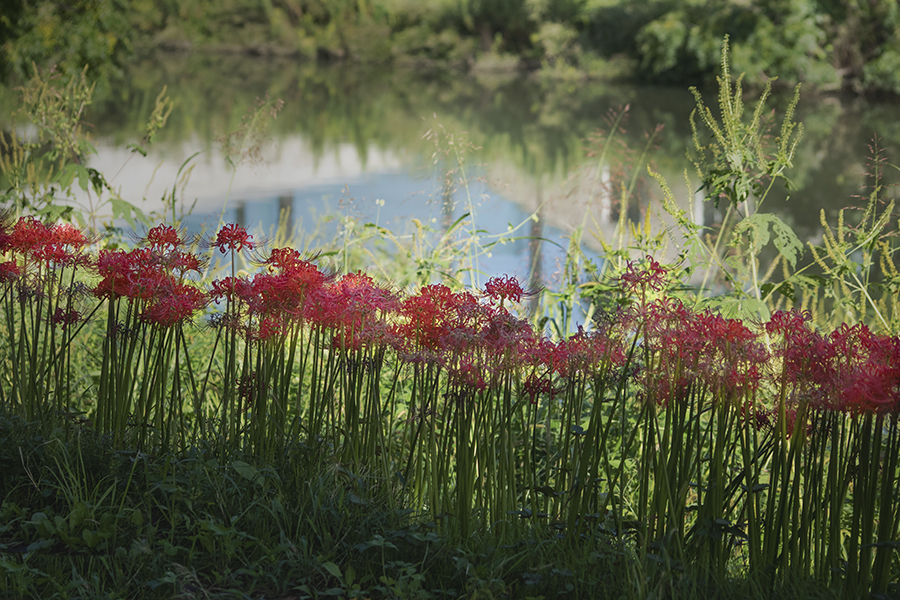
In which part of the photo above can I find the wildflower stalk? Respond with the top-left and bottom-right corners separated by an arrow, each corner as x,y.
872,415 -> 899,594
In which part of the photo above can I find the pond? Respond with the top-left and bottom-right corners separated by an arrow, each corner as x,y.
62,53 -> 900,287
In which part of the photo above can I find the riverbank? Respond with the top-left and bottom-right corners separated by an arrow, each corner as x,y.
4,0 -> 900,97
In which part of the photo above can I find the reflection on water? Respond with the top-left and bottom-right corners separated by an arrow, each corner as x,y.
41,53 -> 900,284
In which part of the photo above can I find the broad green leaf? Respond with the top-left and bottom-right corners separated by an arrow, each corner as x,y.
733,213 -> 771,254
321,560 -> 342,580
768,214 -> 803,268
231,460 -> 259,483
60,164 -> 91,192
110,197 -> 148,230
55,164 -> 80,190
733,213 -> 803,269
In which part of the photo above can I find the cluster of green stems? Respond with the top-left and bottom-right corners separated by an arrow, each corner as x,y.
0,219 -> 897,595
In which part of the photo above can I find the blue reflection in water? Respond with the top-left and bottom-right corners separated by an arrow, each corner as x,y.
179,169 -> 602,291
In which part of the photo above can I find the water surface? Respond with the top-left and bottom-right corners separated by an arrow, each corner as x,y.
60,54 -> 900,285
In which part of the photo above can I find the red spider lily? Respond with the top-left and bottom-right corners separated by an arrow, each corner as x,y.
263,248 -> 323,278
830,324 -> 900,414
25,223 -> 94,268
439,300 -> 496,357
740,400 -> 773,432
697,311 -> 767,400
308,272 -> 399,350
484,275 -> 525,304
167,251 -> 204,275
548,326 -> 627,379
4,217 -> 93,270
6,216 -> 51,256
213,223 -> 254,254
124,258 -> 171,302
338,318 -> 400,352
251,272 -> 304,316
93,249 -> 134,299
145,224 -> 183,251
639,299 -> 710,405
523,337 -> 571,377
522,371 -> 561,404
238,371 -> 258,412
394,284 -> 479,356
447,358 -> 487,393
745,405 -> 810,438
331,271 -> 399,314
30,243 -> 76,266
94,247 -> 182,303
209,276 -> 254,305
250,248 -> 328,318
253,315 -> 285,341
140,283 -> 208,327
0,260 -> 21,282
620,255 -> 668,294
208,311 -> 242,330
646,308 -> 759,406
49,223 -> 91,249
480,309 -> 537,375
765,310 -> 838,408
51,307 -> 81,329
302,283 -> 340,328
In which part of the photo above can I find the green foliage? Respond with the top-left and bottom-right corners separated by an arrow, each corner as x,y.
0,65 -> 169,232
4,0 -> 900,93
1,0 -> 133,88
635,0 -> 837,88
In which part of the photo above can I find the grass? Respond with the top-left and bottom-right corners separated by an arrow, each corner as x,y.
0,412 -> 851,599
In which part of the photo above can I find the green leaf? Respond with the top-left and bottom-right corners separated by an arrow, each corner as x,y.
761,282 -> 795,302
126,143 -> 147,157
66,164 -> 91,192
109,197 -> 147,230
54,164 -> 80,190
768,214 -> 803,268
130,509 -> 144,527
345,564 -> 356,587
321,588 -> 344,596
733,213 -> 802,268
232,460 -> 259,483
86,167 -> 107,196
321,560 -> 343,581
716,295 -> 770,322
82,528 -> 101,548
733,213 -> 771,254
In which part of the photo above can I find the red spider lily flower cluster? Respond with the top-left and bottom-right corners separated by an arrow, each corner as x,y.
391,278 -> 542,393
307,271 -> 399,351
0,260 -> 21,283
145,224 -> 184,251
213,223 -> 254,254
3,216 -> 898,424
140,284 -> 208,328
484,275 -> 526,305
93,226 -> 207,327
394,284 -> 478,356
764,313 -> 900,416
210,244 -> 330,339
634,297 -> 769,407
51,307 -> 81,329
830,323 -> 900,414
620,255 -> 668,294
0,216 -> 93,271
